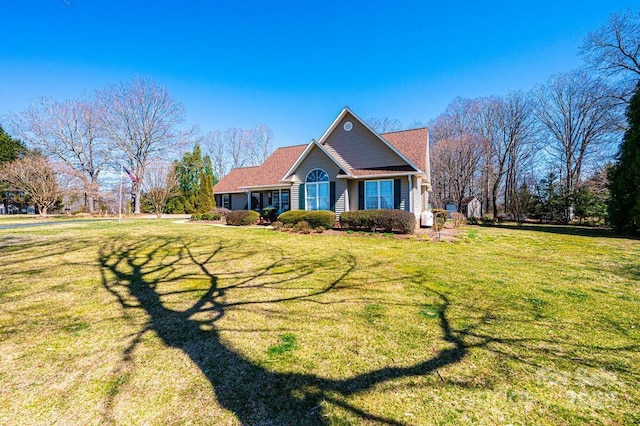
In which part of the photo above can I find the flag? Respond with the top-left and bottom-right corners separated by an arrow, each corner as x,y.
123,166 -> 140,183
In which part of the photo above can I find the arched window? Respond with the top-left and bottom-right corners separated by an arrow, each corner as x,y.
305,169 -> 330,210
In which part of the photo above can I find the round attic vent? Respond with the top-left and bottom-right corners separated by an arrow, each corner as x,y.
343,121 -> 353,131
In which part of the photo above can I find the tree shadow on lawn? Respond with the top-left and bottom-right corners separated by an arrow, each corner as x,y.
488,223 -> 640,240
98,236 -> 469,425
98,237 -> 640,424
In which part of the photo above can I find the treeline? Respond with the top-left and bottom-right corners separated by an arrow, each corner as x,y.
1,77 -> 273,216
429,9 -> 639,231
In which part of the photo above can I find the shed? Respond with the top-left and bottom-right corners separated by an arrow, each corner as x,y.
443,196 -> 482,219
461,196 -> 482,218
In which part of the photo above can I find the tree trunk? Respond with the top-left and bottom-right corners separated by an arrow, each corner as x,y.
134,185 -> 142,214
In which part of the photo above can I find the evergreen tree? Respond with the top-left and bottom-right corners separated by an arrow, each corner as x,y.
609,82 -> 640,235
0,125 -> 27,164
196,170 -> 215,213
0,126 -> 29,212
167,142 -> 217,214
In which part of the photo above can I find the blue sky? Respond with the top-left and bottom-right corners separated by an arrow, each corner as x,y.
0,1 -> 632,149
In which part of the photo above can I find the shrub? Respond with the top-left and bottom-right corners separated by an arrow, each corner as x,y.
451,212 -> 467,228
191,213 -> 202,221
340,209 -> 415,234
260,206 -> 279,222
271,221 -> 283,230
226,210 -> 260,226
211,212 -> 222,220
214,207 -> 231,217
314,226 -> 325,233
432,209 -> 448,239
201,212 -> 214,221
467,216 -> 479,225
432,208 -> 449,218
294,220 -> 311,234
277,210 -> 336,229
482,216 -> 496,225
282,223 -> 294,231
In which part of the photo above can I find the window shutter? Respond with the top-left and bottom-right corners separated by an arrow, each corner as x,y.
298,184 -> 305,210
330,182 -> 336,212
394,179 -> 402,209
228,194 -> 232,209
358,181 -> 364,210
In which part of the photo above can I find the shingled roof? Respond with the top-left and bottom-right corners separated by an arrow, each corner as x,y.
213,144 -> 306,194
380,127 -> 429,173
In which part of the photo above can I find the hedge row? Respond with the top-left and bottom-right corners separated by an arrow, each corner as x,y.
191,212 -> 222,221
226,210 -> 260,226
277,210 -> 336,229
340,209 -> 415,234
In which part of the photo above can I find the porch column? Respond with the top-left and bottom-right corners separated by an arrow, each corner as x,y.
278,189 -> 282,213
247,191 -> 251,210
408,175 -> 413,215
344,182 -> 349,212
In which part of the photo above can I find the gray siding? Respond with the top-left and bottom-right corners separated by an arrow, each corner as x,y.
291,145 -> 346,214
348,176 -> 411,212
324,112 -> 408,170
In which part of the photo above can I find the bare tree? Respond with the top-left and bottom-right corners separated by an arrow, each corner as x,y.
201,130 -> 227,180
430,98 -> 483,208
429,97 -> 480,142
365,117 -> 403,133
142,160 -> 178,219
581,8 -> 640,102
10,97 -> 110,213
508,174 -> 536,226
223,127 -> 248,169
407,119 -> 426,129
486,92 -> 535,217
0,155 -> 60,216
97,78 -> 187,214
534,71 -> 621,198
431,136 -> 482,210
245,124 -> 273,166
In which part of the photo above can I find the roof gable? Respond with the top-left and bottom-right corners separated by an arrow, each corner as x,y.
286,107 -> 424,179
282,139 -> 352,181
319,107 -> 422,173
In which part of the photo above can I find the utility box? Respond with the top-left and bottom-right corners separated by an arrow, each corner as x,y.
421,210 -> 433,228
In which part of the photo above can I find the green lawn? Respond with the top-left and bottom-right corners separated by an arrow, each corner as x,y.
1,221 -> 639,425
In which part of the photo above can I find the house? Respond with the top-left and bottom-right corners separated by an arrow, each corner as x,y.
214,107 -> 432,222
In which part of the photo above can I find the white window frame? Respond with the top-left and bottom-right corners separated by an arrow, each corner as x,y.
305,168 -> 330,211
221,194 -> 230,209
364,179 -> 394,210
